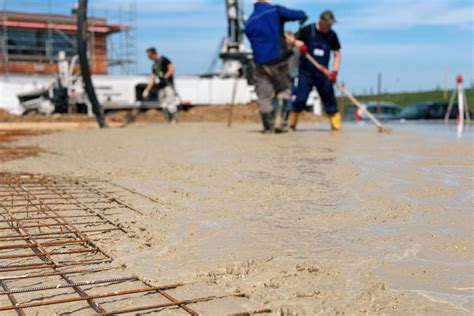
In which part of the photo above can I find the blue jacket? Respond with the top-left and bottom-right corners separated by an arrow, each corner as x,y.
245,3 -> 306,65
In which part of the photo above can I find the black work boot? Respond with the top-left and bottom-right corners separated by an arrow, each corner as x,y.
163,109 -> 171,122
274,99 -> 289,133
169,112 -> 178,125
260,112 -> 274,134
273,99 -> 283,133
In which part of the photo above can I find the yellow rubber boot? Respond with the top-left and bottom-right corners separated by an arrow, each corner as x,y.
288,112 -> 300,131
329,112 -> 342,131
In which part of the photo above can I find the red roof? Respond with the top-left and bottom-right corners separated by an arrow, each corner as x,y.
0,11 -> 129,34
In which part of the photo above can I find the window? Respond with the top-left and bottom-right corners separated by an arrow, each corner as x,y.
6,30 -> 46,56
2,29 -> 77,60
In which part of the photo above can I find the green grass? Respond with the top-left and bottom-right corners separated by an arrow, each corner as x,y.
338,88 -> 474,111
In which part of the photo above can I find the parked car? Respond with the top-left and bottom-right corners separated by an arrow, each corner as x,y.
343,101 -> 402,121
342,103 -> 358,121
399,102 -> 470,120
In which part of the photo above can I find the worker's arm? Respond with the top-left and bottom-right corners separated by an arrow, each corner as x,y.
277,6 -> 307,23
291,39 -> 332,78
164,64 -> 176,80
143,74 -> 156,98
328,50 -> 341,83
333,50 -> 341,72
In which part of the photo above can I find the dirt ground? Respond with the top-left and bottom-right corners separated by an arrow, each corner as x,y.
1,119 -> 473,315
0,104 -> 323,125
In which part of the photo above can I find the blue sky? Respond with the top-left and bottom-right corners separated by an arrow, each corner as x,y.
3,0 -> 473,94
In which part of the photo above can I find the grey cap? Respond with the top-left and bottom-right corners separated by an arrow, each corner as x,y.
320,10 -> 336,23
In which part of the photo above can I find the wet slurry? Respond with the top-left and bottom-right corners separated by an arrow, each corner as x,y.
338,122 -> 473,311
0,121 -> 472,314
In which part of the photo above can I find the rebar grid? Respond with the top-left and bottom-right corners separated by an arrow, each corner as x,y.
0,173 -> 246,315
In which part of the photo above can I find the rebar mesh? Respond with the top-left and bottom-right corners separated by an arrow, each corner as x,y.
0,173 -> 248,315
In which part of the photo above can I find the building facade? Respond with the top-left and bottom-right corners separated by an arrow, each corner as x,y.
0,11 -> 129,75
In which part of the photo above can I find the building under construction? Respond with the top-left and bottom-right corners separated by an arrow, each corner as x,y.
0,1 -> 138,76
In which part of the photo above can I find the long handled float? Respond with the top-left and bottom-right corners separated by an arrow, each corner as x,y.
302,52 -> 392,133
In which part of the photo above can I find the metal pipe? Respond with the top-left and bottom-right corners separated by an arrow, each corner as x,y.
77,0 -> 106,127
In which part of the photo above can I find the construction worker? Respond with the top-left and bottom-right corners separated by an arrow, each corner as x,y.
142,47 -> 179,123
288,10 -> 342,131
245,0 -> 307,133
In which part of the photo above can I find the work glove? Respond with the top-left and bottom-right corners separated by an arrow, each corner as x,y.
299,44 -> 309,56
328,70 -> 338,83
320,68 -> 332,79
300,15 -> 308,25
142,89 -> 150,99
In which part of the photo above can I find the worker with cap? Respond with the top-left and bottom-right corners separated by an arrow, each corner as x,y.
142,47 -> 179,123
245,0 -> 307,133
288,10 -> 342,131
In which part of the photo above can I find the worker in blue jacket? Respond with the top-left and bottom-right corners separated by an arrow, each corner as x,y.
245,0 -> 307,133
288,10 -> 342,131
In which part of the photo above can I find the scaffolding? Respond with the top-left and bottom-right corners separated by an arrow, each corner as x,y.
0,0 -> 138,78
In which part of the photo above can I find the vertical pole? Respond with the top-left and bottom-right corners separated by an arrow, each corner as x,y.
77,0 -> 106,128
458,79 -> 464,125
133,0 -> 139,74
227,76 -> 239,127
457,75 -> 464,138
1,0 -> 9,79
118,5 -> 125,74
47,0 -> 53,74
377,73 -> 382,117
90,4 -> 96,74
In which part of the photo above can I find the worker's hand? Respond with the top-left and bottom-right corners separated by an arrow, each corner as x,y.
162,78 -> 171,86
299,43 -> 309,56
319,67 -> 332,82
300,15 -> 308,25
328,70 -> 338,83
142,89 -> 150,99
